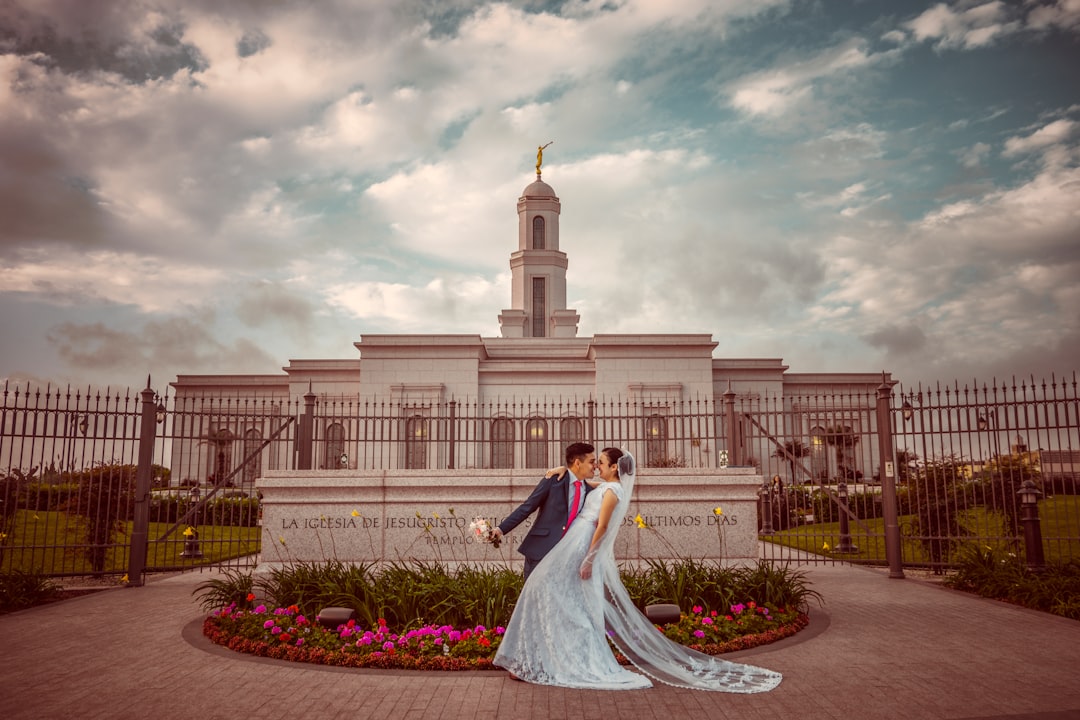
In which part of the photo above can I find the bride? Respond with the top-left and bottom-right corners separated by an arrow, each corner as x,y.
493,447 -> 782,692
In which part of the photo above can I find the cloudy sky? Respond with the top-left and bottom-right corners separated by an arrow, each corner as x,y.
1,0 -> 1078,395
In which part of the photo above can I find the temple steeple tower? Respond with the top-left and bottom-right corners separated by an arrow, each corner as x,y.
498,166 -> 580,338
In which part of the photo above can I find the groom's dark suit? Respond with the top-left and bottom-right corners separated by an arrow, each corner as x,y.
498,470 -> 592,578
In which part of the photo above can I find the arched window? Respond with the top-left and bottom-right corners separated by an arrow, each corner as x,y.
525,417 -> 548,468
645,414 -> 666,467
242,428 -> 262,484
532,216 -> 545,249
532,277 -> 546,337
492,418 -> 514,469
207,428 -> 234,486
406,415 -> 428,469
560,417 -> 583,446
325,423 -> 345,469
810,427 -> 827,481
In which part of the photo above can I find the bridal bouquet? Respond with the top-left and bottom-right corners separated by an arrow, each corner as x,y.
469,517 -> 501,548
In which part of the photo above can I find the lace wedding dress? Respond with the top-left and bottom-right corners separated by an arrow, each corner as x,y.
493,453 -> 783,693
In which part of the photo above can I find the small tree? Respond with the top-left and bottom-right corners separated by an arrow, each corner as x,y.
978,454 -> 1040,538
909,456 -> 974,573
895,448 -> 919,484
823,425 -> 861,480
60,463 -> 136,576
772,440 -> 811,485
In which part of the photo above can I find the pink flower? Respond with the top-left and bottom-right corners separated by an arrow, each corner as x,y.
692,605 -> 703,614
382,641 -> 394,651
702,617 -> 713,625
693,630 -> 705,638
263,620 -> 275,629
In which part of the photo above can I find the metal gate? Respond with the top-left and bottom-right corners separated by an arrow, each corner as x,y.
3,373 -> 1077,580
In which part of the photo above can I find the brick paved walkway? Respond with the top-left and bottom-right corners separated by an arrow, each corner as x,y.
4,563 -> 1080,720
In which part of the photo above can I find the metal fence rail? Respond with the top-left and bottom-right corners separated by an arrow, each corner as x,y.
2,372 -> 1077,580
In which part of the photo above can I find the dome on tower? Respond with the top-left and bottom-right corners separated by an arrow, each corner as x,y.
521,178 -> 556,198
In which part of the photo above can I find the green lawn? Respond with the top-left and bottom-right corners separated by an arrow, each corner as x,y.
763,495 -> 1080,566
0,509 -> 261,575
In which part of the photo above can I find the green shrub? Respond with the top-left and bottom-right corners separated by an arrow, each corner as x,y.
0,570 -> 62,613
944,545 -> 1080,620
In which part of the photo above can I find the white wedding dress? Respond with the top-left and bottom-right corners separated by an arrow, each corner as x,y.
494,454 -> 783,693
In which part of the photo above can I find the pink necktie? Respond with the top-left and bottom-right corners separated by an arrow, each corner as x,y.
564,480 -> 582,535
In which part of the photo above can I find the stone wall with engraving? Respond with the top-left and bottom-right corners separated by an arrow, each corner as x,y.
256,467 -> 762,571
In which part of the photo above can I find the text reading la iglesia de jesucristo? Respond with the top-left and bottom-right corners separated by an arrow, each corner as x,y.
280,513 -> 739,530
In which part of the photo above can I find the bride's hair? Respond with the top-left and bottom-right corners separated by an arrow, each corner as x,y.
602,447 -> 624,476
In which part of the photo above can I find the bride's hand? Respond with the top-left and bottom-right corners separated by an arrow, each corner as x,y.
545,465 -> 566,478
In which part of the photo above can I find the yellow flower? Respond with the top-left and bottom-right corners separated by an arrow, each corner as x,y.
33,514 -> 40,521
279,536 -> 287,546
713,506 -> 723,516
351,509 -> 361,517
634,514 -> 648,529
432,511 -> 440,519
448,507 -> 456,516
822,541 -> 831,552
415,511 -> 423,519
182,526 -> 195,537
120,573 -> 129,584
0,532 -> 6,541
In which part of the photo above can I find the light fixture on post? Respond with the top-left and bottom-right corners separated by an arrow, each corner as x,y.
901,401 -> 914,422
757,477 -> 775,535
155,397 -> 166,424
1017,479 -> 1045,572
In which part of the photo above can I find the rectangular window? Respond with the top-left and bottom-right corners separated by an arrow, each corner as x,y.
532,277 -> 546,337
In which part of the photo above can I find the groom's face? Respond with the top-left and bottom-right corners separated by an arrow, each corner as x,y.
569,453 -> 596,481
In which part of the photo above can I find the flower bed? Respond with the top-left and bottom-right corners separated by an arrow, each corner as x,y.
202,600 -> 808,671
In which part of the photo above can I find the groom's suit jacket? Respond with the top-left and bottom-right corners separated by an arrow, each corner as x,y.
499,470 -> 592,564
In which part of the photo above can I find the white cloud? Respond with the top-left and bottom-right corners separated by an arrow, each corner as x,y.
1,250 -> 226,313
958,141 -> 991,167
726,40 -> 875,117
1002,118 -> 1076,157
905,1 -> 1019,49
324,274 -> 507,332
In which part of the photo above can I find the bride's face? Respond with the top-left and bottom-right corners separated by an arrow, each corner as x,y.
596,453 -> 619,482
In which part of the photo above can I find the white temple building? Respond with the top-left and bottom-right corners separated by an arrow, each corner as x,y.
171,170 -> 890,483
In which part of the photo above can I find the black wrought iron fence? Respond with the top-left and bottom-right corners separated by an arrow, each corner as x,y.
2,372 -> 1077,580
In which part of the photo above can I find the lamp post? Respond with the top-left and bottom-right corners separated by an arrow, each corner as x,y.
759,478 -> 774,535
1017,479 -> 1045,572
835,481 -> 858,553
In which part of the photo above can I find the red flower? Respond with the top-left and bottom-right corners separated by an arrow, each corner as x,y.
378,617 -> 387,627
280,633 -> 292,643
478,637 -> 491,647
246,593 -> 256,602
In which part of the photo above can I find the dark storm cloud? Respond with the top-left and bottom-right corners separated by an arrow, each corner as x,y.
235,281 -> 317,333
0,0 -> 206,82
47,316 -> 279,374
862,322 -> 928,357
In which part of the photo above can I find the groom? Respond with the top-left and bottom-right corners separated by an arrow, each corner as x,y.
493,442 -> 596,579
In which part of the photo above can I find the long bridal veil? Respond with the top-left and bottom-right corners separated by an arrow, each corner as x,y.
597,452 -> 783,693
